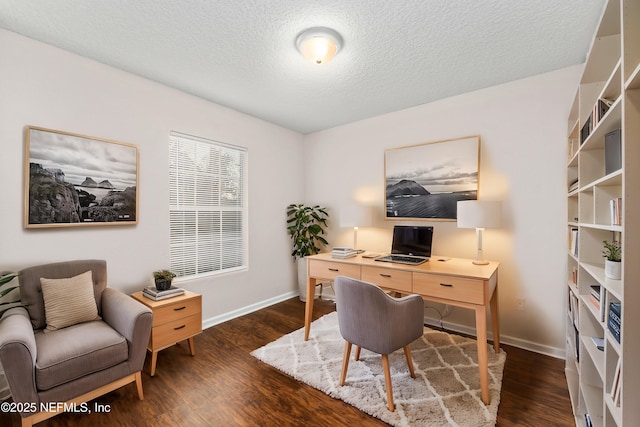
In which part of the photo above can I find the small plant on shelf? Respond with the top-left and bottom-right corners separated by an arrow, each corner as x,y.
602,240 -> 621,280
602,240 -> 621,262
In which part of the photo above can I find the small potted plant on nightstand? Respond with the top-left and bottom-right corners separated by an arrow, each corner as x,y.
602,240 -> 621,280
153,270 -> 176,291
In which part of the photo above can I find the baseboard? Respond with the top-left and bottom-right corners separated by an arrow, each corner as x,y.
202,291 -> 298,329
423,317 -> 566,359
202,293 -> 565,359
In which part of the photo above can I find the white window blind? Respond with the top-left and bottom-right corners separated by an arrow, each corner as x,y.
169,132 -> 248,279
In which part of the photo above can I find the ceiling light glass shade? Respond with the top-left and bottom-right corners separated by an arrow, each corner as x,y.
296,27 -> 343,65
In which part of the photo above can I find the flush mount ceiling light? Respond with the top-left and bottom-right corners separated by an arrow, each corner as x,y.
296,27 -> 343,65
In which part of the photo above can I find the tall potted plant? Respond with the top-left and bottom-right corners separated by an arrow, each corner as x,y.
603,240 -> 621,280
286,204 -> 329,301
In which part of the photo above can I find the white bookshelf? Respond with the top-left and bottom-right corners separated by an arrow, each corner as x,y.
565,1 -> 640,426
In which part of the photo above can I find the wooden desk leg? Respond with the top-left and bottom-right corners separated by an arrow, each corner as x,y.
475,306 -> 490,405
150,351 -> 158,377
304,277 -> 317,341
490,286 -> 500,353
188,337 -> 196,356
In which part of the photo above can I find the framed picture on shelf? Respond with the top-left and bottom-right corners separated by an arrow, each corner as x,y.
24,126 -> 139,228
384,135 -> 480,220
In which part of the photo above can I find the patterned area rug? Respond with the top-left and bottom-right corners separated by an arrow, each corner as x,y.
251,312 -> 506,427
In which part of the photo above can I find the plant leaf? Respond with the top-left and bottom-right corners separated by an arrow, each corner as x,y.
0,273 -> 17,286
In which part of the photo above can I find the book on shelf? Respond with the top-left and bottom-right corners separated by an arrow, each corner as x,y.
569,228 -> 578,256
580,115 -> 592,145
142,285 -> 185,300
610,197 -> 622,226
610,358 -> 621,406
591,337 -> 604,351
589,285 -> 605,321
331,246 -> 357,258
567,324 -> 578,359
568,178 -> 579,192
605,128 -> 622,174
608,302 -> 621,343
569,293 -> 579,328
575,326 -> 580,361
592,98 -> 613,129
579,98 -> 614,145
585,413 -> 593,427
568,289 -> 579,326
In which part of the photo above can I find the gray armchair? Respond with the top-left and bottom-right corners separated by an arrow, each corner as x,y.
0,260 -> 152,427
334,276 -> 424,412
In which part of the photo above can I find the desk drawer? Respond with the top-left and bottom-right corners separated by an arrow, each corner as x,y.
413,273 -> 485,304
150,313 -> 201,350
361,266 -> 412,293
153,296 -> 201,327
308,260 -> 360,280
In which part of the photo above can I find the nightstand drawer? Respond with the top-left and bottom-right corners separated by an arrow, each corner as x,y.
308,260 -> 361,281
152,296 -> 201,327
361,266 -> 412,293
413,273 -> 485,304
150,313 -> 202,350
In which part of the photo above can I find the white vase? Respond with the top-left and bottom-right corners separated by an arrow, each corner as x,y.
297,257 -> 309,302
605,259 -> 622,280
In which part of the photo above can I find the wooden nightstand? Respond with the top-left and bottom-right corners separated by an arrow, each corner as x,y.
131,290 -> 202,376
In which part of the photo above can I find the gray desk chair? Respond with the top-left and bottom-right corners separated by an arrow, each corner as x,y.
334,276 -> 424,411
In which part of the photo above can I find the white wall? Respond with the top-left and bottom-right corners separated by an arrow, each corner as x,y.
0,29 -> 304,322
0,27 -> 581,356
304,66 -> 581,356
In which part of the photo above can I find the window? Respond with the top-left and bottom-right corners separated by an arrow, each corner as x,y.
169,132 -> 248,279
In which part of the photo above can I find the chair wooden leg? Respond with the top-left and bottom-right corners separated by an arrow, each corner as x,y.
355,345 -> 361,361
403,345 -> 416,378
135,371 -> 144,400
381,354 -> 395,412
340,341 -> 352,386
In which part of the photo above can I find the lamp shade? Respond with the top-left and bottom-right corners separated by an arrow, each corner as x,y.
457,201 -> 502,229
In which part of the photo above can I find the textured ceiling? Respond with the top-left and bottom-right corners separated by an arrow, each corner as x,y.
0,0 -> 605,134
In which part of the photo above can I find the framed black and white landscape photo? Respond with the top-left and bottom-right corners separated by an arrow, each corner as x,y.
384,136 -> 480,220
24,126 -> 139,228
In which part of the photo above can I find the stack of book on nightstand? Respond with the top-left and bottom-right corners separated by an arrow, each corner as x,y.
143,285 -> 185,301
331,247 -> 357,259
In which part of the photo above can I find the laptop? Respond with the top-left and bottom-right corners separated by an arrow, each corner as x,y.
375,225 -> 433,265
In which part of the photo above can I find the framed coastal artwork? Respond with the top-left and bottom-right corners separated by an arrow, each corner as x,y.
384,135 -> 480,220
24,126 -> 139,228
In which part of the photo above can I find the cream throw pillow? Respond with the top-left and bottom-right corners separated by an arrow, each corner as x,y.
40,270 -> 100,332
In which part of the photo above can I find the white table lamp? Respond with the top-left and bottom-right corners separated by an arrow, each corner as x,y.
340,205 -> 373,252
457,200 -> 502,265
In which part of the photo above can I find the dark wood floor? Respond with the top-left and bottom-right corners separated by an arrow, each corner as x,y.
1,297 -> 575,426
